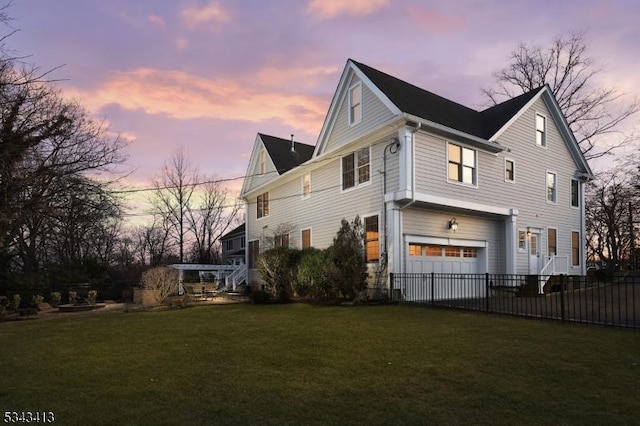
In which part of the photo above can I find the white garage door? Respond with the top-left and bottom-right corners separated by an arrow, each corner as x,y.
407,244 -> 479,274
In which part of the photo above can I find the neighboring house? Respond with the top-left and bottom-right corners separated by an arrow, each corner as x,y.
220,223 -> 246,265
240,59 -> 593,290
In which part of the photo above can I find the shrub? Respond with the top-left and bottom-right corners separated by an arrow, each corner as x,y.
68,291 -> 79,305
0,295 -> 8,315
50,292 -> 61,307
257,248 -> 300,302
327,217 -> 367,300
31,294 -> 44,307
141,266 -> 179,304
11,293 -> 21,311
87,290 -> 98,305
297,248 -> 332,299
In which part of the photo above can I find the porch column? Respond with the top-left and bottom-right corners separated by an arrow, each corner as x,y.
504,208 -> 518,274
178,269 -> 185,295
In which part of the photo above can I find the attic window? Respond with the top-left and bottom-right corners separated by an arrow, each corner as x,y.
536,114 -> 546,147
259,150 -> 267,174
349,82 -> 362,125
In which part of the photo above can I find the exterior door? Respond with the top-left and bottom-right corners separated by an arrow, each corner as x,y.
529,233 -> 540,274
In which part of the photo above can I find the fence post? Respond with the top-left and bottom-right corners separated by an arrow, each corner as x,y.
430,272 -> 435,305
559,274 -> 566,322
485,273 -> 490,313
389,273 -> 394,302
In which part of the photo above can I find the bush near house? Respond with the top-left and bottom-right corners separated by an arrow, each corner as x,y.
256,217 -> 368,303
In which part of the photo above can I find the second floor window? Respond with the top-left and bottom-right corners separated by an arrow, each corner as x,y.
505,159 -> 515,182
546,172 -> 557,203
571,179 -> 580,207
342,147 -> 370,190
257,192 -> 269,218
448,143 -> 476,185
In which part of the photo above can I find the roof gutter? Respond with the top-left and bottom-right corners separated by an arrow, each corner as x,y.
403,113 -> 506,154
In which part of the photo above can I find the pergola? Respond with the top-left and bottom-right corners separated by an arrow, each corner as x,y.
169,264 -> 239,295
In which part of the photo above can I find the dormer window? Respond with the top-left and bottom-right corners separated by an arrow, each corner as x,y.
348,82 -> 362,125
536,114 -> 546,147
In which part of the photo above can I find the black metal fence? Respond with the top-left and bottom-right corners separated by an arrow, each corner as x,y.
389,273 -> 640,329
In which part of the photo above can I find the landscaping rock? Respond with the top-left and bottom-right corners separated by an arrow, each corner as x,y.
38,302 -> 53,311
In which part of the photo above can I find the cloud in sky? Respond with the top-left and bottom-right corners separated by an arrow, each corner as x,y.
181,1 -> 232,29
66,66 -> 330,135
306,0 -> 390,19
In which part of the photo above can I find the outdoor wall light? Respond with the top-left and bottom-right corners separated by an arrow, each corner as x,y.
526,227 -> 531,237
448,218 -> 458,232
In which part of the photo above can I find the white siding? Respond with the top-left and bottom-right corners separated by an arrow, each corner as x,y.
411,97 -> 582,274
322,75 -> 396,154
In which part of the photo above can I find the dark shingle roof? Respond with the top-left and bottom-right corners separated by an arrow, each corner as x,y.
259,133 -> 314,174
221,223 -> 245,241
351,59 -> 545,140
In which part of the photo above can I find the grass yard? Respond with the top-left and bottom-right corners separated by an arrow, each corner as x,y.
1,304 -> 639,425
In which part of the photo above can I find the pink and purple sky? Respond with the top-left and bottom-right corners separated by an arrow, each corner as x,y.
7,0 -> 640,222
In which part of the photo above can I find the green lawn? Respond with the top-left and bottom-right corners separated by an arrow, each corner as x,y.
1,304 -> 639,425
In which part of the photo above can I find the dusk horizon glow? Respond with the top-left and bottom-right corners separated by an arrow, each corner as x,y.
7,0 -> 639,225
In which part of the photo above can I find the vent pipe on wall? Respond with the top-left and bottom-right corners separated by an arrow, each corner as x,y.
290,134 -> 295,152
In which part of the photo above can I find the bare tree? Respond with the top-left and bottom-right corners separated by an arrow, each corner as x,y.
185,179 -> 241,263
585,164 -> 640,267
151,148 -> 197,263
482,31 -> 639,160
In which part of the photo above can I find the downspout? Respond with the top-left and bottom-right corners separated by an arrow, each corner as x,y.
398,121 -> 421,274
399,121 -> 421,211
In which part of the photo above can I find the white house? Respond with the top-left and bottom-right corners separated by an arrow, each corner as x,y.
240,59 -> 593,292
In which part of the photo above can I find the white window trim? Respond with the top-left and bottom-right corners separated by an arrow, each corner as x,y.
300,227 -> 312,249
301,173 -> 311,200
446,141 -> 478,188
348,82 -> 362,126
535,112 -> 547,148
570,178 -> 580,209
546,170 -> 557,205
504,158 -> 515,183
340,146 -> 372,193
256,191 -> 270,220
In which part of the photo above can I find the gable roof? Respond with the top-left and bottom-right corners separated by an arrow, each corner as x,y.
221,223 -> 245,241
351,59 -> 545,141
259,133 -> 315,175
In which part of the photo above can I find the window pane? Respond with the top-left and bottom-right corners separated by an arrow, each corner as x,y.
425,246 -> 442,256
548,228 -> 557,256
506,160 -> 514,181
409,244 -> 423,256
463,248 -> 477,258
547,173 -> 556,202
536,114 -> 545,131
342,154 -> 355,189
448,144 -> 460,163
445,247 -> 460,257
302,229 -> 311,249
364,216 -> 379,262
263,192 -> 269,216
572,232 -> 580,266
462,148 -> 475,167
518,231 -> 526,250
303,174 -> 310,197
448,163 -> 460,181
463,166 -> 474,184
571,180 -> 579,207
